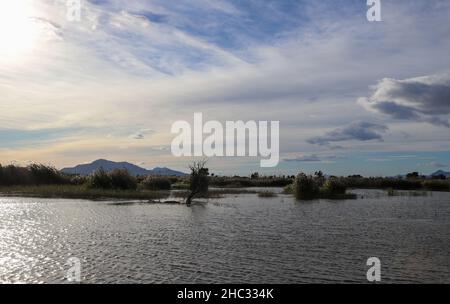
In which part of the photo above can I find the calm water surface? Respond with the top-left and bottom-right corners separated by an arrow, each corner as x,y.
0,189 -> 449,283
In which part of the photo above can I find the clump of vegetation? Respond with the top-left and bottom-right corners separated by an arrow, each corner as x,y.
323,178 -> 346,195
0,163 -> 69,186
28,164 -> 67,185
288,173 -> 355,200
340,175 -> 424,190
86,168 -> 137,190
110,169 -> 137,190
141,176 -> 172,190
186,160 -> 209,205
293,173 -> 320,200
70,175 -> 87,185
86,167 -> 112,189
423,180 -> 450,191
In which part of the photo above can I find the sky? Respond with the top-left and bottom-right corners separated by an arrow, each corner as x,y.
0,0 -> 449,176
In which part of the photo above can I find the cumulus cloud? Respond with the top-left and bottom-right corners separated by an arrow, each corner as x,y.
358,73 -> 450,127
307,122 -> 388,146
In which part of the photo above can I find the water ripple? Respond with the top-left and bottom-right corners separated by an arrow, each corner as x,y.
0,190 -> 449,283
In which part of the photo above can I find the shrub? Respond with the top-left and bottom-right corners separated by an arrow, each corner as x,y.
314,171 -> 326,187
28,164 -> 68,185
0,163 -> 68,186
86,167 -> 112,189
70,175 -> 87,185
0,165 -> 28,185
110,169 -> 137,190
190,163 -> 209,195
141,176 -> 171,190
293,173 -> 320,200
323,178 -> 347,195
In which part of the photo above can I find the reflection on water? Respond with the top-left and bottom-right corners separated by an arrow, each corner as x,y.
0,189 -> 449,283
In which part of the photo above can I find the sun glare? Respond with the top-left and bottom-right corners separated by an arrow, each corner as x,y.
0,1 -> 40,61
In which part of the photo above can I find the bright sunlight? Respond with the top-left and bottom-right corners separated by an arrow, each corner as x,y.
0,1 -> 40,61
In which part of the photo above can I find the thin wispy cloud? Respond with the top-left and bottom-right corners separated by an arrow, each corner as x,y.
284,154 -> 339,163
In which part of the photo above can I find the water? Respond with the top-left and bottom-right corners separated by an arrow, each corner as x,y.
0,189 -> 449,283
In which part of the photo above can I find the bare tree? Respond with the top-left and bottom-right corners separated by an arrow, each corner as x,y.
186,159 -> 209,206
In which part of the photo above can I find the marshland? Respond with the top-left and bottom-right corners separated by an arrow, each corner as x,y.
1,163 -> 449,202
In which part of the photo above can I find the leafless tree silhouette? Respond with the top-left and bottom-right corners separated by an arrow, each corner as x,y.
186,159 -> 209,206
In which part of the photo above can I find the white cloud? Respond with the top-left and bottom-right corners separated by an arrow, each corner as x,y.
359,72 -> 450,127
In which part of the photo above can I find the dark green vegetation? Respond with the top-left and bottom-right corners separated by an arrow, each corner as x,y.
209,175 -> 292,188
141,176 -> 172,191
281,171 -> 450,200
422,180 -> 450,191
87,168 -> 138,190
0,185 -> 169,200
0,163 -> 249,201
1,164 -> 449,202
0,164 -> 70,186
337,175 -> 450,192
283,172 -> 356,200
0,164 -> 167,200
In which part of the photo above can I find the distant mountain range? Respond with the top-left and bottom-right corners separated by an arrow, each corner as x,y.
430,170 -> 450,178
61,159 -> 187,176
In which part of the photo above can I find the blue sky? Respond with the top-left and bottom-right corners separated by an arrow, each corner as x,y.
0,0 -> 449,176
